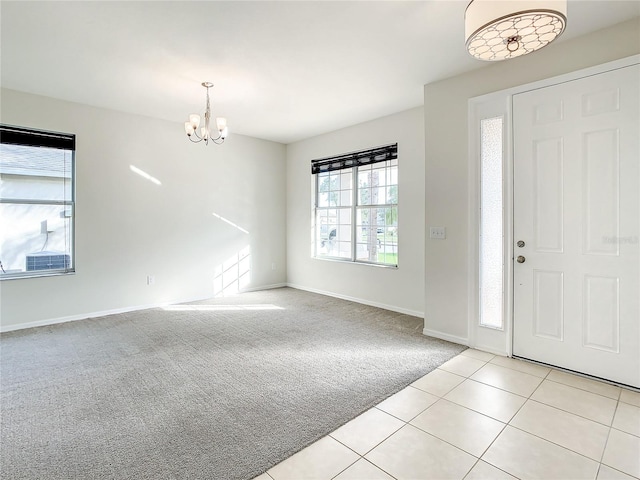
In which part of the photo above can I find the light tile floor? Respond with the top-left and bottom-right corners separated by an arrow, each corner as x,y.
254,350 -> 640,480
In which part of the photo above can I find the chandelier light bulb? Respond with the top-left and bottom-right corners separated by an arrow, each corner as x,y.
465,0 -> 567,61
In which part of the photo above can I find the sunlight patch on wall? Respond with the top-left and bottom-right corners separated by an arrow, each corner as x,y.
214,245 -> 251,297
129,165 -> 162,185
212,212 -> 249,234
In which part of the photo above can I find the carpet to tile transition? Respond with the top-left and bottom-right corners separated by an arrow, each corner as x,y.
0,287 -> 466,480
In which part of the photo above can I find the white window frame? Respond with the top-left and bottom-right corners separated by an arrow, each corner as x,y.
312,146 -> 398,268
468,96 -> 513,356
0,125 -> 76,280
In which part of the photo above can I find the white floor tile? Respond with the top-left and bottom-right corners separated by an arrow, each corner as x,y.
267,436 -> 359,480
597,464 -> 638,480
470,363 -> 543,397
263,352 -> 640,480
330,407 -> 404,455
252,474 -> 274,480
482,426 -> 599,480
410,399 -> 505,457
620,389 -> 640,408
365,424 -> 477,480
411,368 -> 465,397
460,349 -> 496,362
547,370 -> 621,400
439,355 -> 486,377
464,460 -> 517,480
375,385 -> 438,422
333,459 -> 394,480
531,379 -> 618,425
489,356 -> 551,378
612,402 -> 640,437
444,379 -> 527,423
602,428 -> 640,478
510,400 -> 610,461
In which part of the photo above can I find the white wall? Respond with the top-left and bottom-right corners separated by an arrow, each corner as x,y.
424,18 -> 640,345
0,89 -> 287,330
286,107 -> 425,316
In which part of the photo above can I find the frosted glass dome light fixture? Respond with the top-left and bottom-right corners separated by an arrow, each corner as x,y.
184,82 -> 228,145
465,0 -> 567,61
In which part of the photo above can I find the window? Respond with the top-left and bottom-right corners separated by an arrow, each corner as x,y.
0,125 -> 76,279
479,117 -> 504,329
312,144 -> 398,266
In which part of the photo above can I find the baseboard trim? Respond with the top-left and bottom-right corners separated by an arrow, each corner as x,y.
0,295 -> 215,333
287,283 -> 424,318
241,282 -> 287,293
2,283 -> 422,333
1,281 -> 295,333
422,328 -> 469,346
469,344 -> 508,357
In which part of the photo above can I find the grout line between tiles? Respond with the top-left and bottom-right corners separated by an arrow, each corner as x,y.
506,423 -> 609,465
367,458 -> 399,480
599,423 -> 614,466
461,459 -> 483,480
525,397 -> 618,430
529,390 -> 617,427
543,377 -> 622,401
328,454 -> 360,480
328,416 -> 405,458
480,360 -> 548,379
327,437 -> 399,480
461,459 -> 485,480
458,377 -> 532,402
399,423 -> 484,464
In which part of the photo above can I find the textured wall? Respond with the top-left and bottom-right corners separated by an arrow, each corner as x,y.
424,18 -> 640,344
286,107 -> 425,316
0,89 -> 287,329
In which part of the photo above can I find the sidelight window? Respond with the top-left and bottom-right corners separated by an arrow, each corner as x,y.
479,117 -> 504,329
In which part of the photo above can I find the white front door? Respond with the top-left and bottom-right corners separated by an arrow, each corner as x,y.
513,64 -> 639,388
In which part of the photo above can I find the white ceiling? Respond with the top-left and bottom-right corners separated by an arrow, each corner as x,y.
1,1 -> 638,144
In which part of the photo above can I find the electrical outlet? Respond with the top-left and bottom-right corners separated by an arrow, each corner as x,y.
146,275 -> 155,285
429,226 -> 446,239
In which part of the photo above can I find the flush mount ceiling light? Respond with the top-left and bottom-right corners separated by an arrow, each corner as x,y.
465,0 -> 567,61
184,82 -> 228,145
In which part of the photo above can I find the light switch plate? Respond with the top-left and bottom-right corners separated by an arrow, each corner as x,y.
429,226 -> 446,239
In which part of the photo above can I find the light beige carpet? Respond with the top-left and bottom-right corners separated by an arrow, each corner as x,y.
0,287 -> 466,479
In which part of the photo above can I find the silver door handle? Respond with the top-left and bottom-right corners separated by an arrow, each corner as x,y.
517,256 -> 526,263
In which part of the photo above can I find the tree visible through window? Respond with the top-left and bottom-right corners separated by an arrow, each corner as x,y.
0,125 -> 76,278
312,144 -> 398,266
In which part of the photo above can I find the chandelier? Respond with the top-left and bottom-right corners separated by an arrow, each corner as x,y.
184,82 -> 228,145
465,0 -> 567,61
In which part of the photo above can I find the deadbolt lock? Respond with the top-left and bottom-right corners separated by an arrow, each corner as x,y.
517,240 -> 525,248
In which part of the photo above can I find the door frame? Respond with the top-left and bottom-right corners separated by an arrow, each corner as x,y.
467,54 -> 640,357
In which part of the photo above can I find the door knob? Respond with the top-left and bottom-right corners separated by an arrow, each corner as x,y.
517,240 -> 525,248
517,255 -> 526,263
